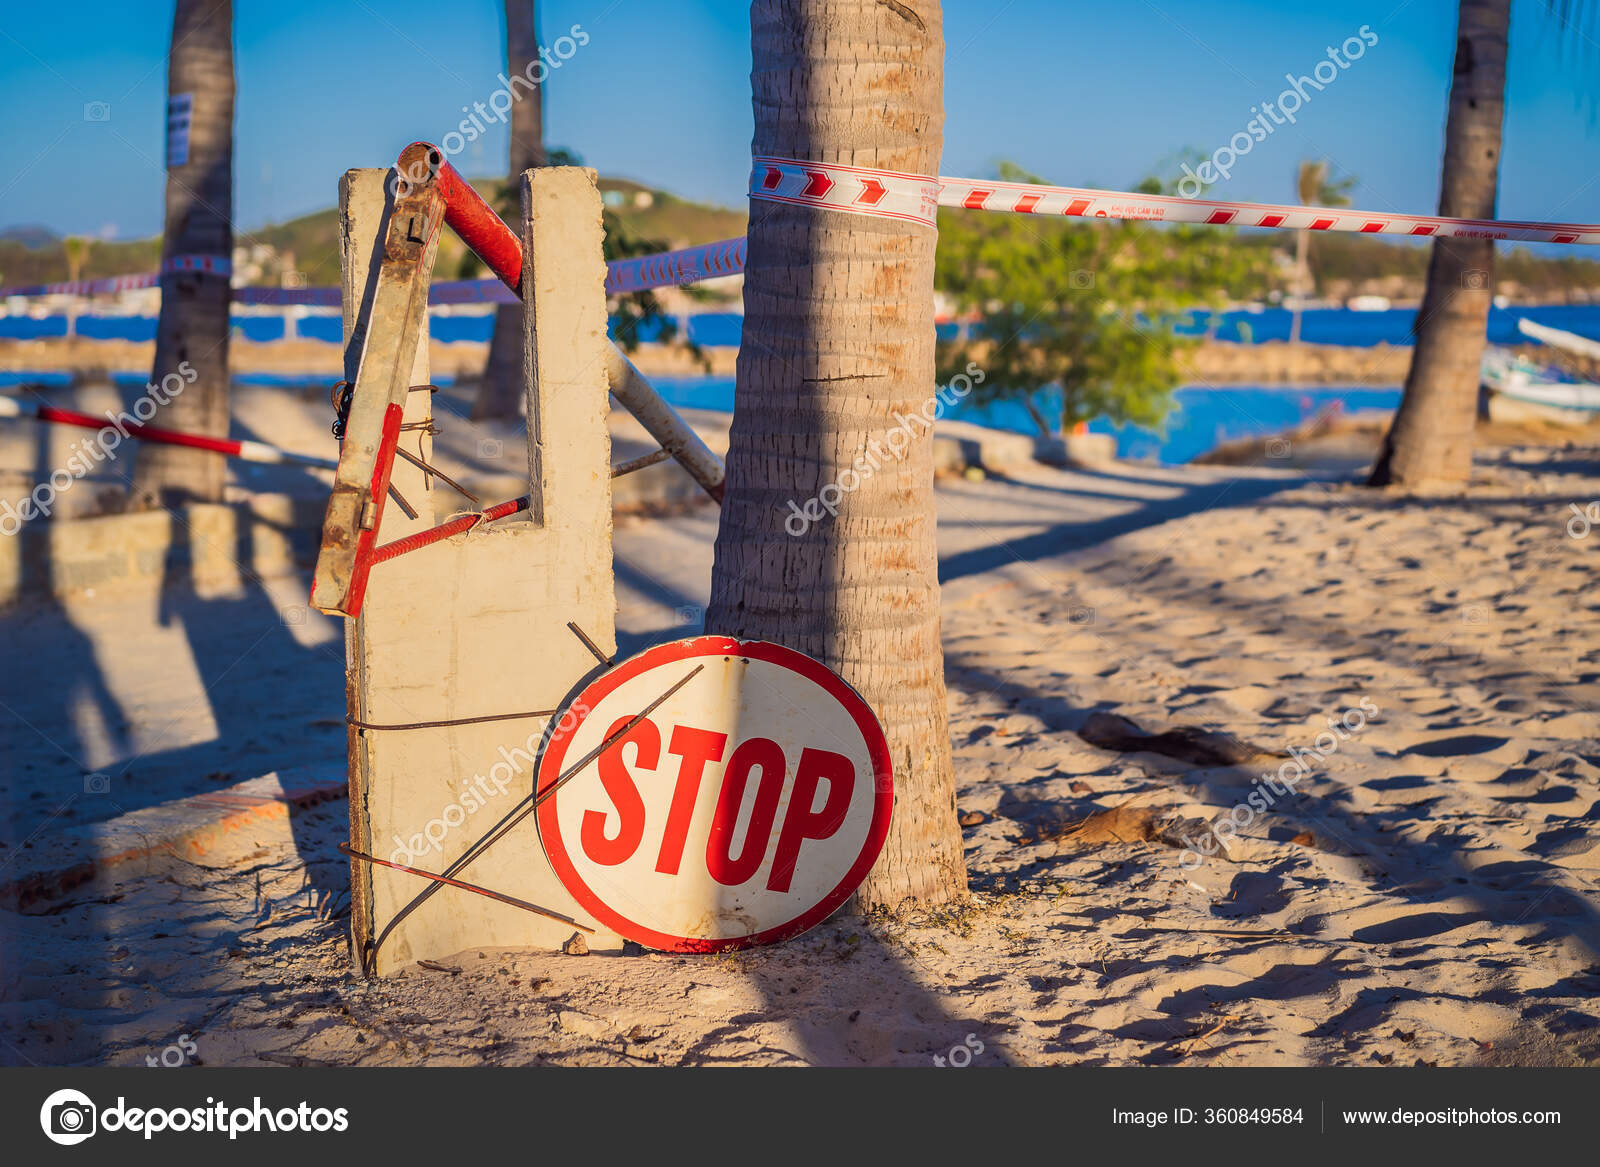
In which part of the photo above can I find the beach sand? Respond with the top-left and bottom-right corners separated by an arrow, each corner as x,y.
2,432 -> 1598,1067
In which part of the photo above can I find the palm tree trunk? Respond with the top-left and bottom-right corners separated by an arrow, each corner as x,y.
1369,0 -> 1508,488
130,0 -> 234,509
706,0 -> 966,910
1288,228 -> 1308,345
473,0 -> 546,422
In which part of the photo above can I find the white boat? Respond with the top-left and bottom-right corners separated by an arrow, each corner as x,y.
1481,345 -> 1600,420
1347,294 -> 1391,312
1517,317 -> 1600,361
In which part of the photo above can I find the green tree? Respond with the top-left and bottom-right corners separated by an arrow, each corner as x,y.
62,235 -> 92,339
62,236 -> 92,282
934,162 -> 1271,437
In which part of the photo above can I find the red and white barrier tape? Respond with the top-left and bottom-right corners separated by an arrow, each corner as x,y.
0,241 -> 747,305
0,252 -> 230,299
606,236 -> 747,295
748,157 -> 1600,245
1,272 -> 156,298
0,396 -> 337,469
7,167 -> 1597,305
234,285 -> 343,307
933,174 -> 1600,245
161,254 -> 232,277
752,157 -> 942,228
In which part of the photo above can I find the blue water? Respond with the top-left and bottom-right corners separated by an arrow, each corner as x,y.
0,311 -> 740,346
606,376 -> 1404,464
1,367 -> 1386,464
936,302 -> 1600,348
9,302 -> 1599,349
1169,302 -> 1600,347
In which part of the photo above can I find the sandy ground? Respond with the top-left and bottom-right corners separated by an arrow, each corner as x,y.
2,436 -> 1599,1067
1198,407 -> 1600,475
0,375 -> 726,521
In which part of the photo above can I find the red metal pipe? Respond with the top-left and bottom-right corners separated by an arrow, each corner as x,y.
40,404 -> 242,456
371,494 -> 530,565
405,142 -> 525,297
2,399 -> 337,469
392,143 -> 725,506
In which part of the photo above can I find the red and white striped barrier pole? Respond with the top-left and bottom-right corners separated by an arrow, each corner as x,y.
0,396 -> 338,470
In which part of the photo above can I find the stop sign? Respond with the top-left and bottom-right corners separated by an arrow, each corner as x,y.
535,636 -> 893,952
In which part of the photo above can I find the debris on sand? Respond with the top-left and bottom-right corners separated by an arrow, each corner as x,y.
1078,711 -> 1281,766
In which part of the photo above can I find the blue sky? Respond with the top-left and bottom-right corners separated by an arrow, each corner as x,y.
1,0 -> 1597,244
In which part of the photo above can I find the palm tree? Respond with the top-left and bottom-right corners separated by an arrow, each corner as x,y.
1369,0 -> 1509,487
62,236 -> 91,282
706,0 -> 966,909
1288,160 -> 1354,345
62,236 -> 91,340
1371,1 -> 1600,487
472,0 -> 546,422
130,0 -> 234,508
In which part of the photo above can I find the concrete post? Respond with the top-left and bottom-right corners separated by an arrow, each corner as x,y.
342,166 -> 619,975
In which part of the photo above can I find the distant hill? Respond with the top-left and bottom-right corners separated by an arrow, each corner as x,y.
0,225 -> 61,249
596,177 -> 748,248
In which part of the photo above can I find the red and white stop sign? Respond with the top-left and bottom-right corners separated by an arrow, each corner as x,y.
535,636 -> 893,952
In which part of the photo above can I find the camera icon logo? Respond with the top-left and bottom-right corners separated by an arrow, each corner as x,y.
83,101 -> 111,122
478,438 -> 504,459
1567,502 -> 1599,539
40,1088 -> 97,1145
1462,269 -> 1490,290
84,773 -> 110,795
1068,606 -> 1096,626
1069,269 -> 1096,290
1265,437 -> 1292,459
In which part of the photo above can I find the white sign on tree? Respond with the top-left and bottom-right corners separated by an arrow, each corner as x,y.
166,93 -> 193,168
536,637 -> 893,952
